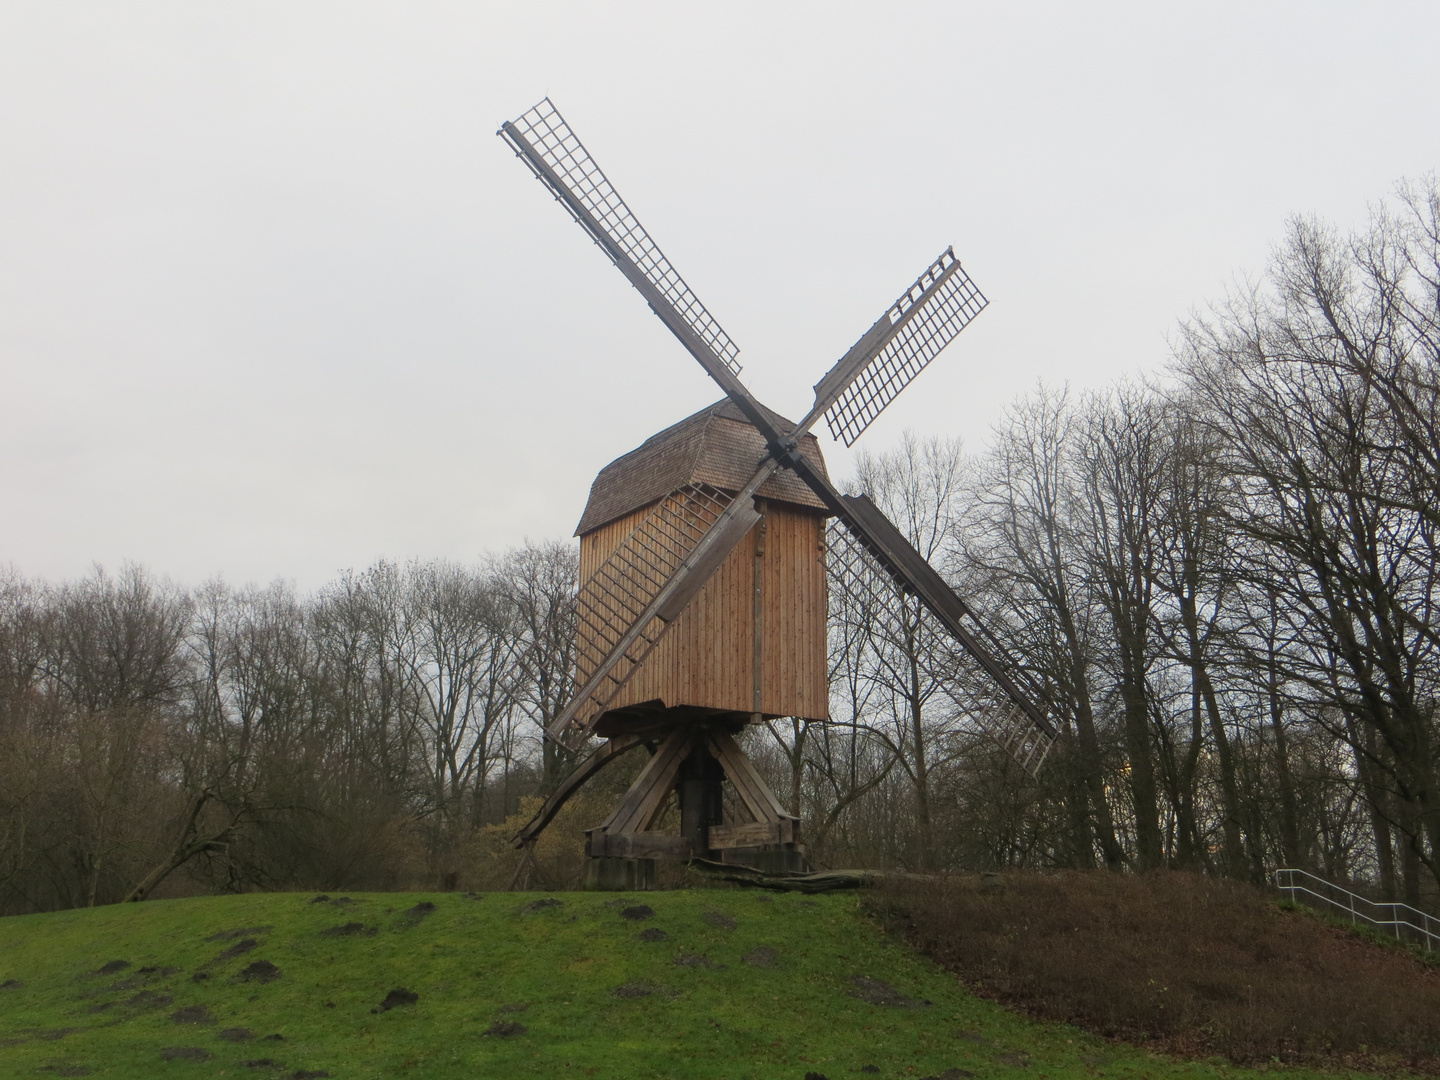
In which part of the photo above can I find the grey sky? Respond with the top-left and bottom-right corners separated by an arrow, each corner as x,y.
2,2 -> 1437,590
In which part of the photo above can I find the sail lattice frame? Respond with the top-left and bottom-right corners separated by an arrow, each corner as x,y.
825,249 -> 988,446
501,98 -> 741,376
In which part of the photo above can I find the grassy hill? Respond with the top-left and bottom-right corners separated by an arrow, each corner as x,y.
0,885 -> 1402,1080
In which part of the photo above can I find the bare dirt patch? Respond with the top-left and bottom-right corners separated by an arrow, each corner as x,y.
673,953 -> 726,969
170,1004 -> 213,1024
637,928 -> 668,942
215,938 -> 261,962
93,960 -> 129,975
521,898 -> 562,913
619,905 -> 654,921
848,974 -> 926,1008
320,922 -> 374,937
483,1021 -> 526,1037
219,1027 -> 254,1042
399,901 -> 435,926
702,909 -> 736,930
0,978 -> 21,989
206,927 -> 272,942
239,960 -> 281,983
611,981 -> 656,999
742,946 -> 778,967
159,1047 -> 211,1062
126,990 -> 174,1010
372,987 -> 418,1012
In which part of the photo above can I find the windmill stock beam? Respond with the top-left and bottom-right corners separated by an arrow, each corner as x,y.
781,453 -> 1056,741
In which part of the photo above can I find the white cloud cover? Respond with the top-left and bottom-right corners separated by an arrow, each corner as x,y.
2,1 -> 1437,588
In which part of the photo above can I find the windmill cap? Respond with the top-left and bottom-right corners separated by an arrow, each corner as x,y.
575,399 -> 831,536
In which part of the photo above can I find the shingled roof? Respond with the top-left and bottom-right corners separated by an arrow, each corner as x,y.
575,399 -> 831,536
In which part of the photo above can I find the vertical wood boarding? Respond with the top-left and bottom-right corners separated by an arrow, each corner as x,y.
578,499 -> 829,720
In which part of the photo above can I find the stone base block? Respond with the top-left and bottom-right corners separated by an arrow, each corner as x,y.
582,856 -> 656,891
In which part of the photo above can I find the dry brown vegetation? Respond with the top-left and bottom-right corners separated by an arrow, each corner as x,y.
873,870 -> 1440,1072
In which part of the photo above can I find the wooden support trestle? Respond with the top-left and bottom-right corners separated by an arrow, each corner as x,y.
513,708 -> 808,890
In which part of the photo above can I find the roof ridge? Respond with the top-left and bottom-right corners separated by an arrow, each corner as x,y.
575,400 -> 829,536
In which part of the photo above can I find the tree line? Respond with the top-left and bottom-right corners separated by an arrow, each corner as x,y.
1,180 -> 1436,913
781,180 -> 1440,909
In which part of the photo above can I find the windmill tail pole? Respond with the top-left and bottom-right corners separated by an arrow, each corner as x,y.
685,857 -> 884,894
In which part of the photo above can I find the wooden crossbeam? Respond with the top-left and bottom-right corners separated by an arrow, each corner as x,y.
599,727 -> 693,835
707,730 -> 794,825
513,734 -> 643,848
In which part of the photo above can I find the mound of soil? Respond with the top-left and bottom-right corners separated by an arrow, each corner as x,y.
215,938 -> 260,961
637,928 -> 668,942
170,1005 -> 212,1024
876,869 -> 1440,1071
239,960 -> 281,983
483,1021 -> 526,1037
702,910 -> 736,930
94,960 -> 129,975
159,1047 -> 210,1062
206,927 -> 272,942
373,987 -> 418,1012
673,953 -> 726,969
742,946 -> 778,967
848,974 -> 926,1008
400,902 -> 435,925
219,1027 -> 254,1042
0,979 -> 21,989
126,990 -> 174,1010
521,898 -> 561,913
619,905 -> 653,921
320,922 -> 373,937
611,981 -> 655,999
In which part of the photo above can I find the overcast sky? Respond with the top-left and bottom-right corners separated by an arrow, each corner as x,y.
2,2 -> 1437,591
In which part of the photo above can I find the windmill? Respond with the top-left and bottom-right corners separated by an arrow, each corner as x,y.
499,98 -> 1056,889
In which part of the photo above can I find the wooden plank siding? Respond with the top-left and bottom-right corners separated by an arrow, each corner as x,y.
578,499 -> 829,721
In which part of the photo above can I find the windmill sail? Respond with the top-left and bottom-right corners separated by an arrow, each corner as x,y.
825,514 -> 1056,776
499,99 -> 743,385
814,248 -> 989,447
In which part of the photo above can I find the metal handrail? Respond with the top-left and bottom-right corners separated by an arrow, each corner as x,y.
1275,867 -> 1439,952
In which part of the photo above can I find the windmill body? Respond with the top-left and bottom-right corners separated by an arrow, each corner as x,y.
578,400 -> 831,724
499,98 -> 1058,889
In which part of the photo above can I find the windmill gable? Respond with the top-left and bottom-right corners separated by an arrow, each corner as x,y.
575,400 -> 830,536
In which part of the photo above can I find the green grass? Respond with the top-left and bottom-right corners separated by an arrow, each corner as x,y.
0,888 -> 1387,1080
